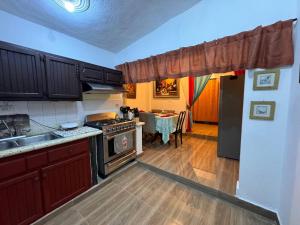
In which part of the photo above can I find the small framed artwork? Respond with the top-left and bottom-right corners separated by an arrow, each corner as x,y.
250,101 -> 276,121
124,83 -> 136,99
253,69 -> 280,90
153,78 -> 180,98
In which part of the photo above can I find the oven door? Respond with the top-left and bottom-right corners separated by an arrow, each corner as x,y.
103,129 -> 136,163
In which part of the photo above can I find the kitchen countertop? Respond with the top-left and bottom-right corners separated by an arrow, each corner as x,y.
0,127 -> 102,159
136,122 -> 145,126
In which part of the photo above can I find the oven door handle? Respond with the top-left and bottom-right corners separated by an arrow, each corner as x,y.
105,129 -> 135,140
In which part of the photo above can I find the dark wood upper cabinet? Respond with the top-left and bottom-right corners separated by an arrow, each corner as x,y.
45,55 -> 82,100
80,62 -> 105,83
0,41 -> 123,101
0,42 -> 44,100
104,68 -> 123,86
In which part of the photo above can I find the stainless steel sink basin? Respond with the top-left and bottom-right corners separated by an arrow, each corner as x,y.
0,141 -> 19,151
16,133 -> 62,146
0,133 -> 62,151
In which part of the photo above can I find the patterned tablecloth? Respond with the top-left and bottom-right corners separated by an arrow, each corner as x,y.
155,115 -> 179,144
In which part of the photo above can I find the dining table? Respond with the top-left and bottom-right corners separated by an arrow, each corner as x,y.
155,113 -> 179,144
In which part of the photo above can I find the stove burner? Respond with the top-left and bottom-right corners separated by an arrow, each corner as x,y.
84,118 -> 136,135
86,118 -> 130,127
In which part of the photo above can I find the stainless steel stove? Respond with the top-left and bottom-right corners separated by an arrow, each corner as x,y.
85,113 -> 136,179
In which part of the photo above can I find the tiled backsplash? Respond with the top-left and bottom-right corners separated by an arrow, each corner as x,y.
0,94 -> 123,135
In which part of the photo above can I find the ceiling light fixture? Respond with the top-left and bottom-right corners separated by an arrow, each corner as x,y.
53,0 -> 90,13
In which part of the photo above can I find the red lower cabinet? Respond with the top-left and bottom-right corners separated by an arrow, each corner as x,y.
0,138 -> 91,225
42,153 -> 91,212
0,171 -> 43,225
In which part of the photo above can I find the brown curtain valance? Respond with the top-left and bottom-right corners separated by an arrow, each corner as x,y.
116,19 -> 294,84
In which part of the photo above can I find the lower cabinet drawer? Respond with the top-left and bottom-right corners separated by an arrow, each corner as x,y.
0,158 -> 26,180
48,139 -> 89,163
26,152 -> 48,171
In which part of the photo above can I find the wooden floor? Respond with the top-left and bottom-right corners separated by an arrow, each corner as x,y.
139,135 -> 239,195
191,123 -> 218,137
42,166 -> 274,225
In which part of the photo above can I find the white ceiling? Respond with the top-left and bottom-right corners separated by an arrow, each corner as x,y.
0,0 -> 201,52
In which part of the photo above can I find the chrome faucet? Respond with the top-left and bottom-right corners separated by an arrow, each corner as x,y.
0,120 -> 14,137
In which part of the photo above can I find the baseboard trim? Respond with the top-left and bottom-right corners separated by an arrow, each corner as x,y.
32,161 -> 137,225
137,160 -> 278,223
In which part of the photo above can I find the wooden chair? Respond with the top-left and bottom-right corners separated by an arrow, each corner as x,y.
171,111 -> 186,148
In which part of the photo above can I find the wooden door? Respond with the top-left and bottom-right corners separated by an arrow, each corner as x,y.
45,55 -> 81,100
80,62 -> 105,83
192,78 -> 220,123
104,68 -> 123,86
41,153 -> 91,213
0,41 -> 44,100
0,171 -> 43,225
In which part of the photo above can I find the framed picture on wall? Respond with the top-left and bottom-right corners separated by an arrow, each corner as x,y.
124,83 -> 136,99
153,78 -> 180,98
250,101 -> 276,121
253,69 -> 280,90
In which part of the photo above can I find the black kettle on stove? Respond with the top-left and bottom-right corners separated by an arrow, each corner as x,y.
120,106 -> 130,120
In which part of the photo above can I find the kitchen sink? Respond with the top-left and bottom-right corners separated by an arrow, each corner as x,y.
16,133 -> 62,146
0,141 -> 19,151
0,133 -> 62,151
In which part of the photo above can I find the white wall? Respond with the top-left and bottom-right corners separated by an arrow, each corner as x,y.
0,10 -> 123,131
278,2 -> 300,224
125,78 -> 188,112
115,0 -> 298,216
125,82 -> 152,112
0,10 -> 115,68
115,0 -> 297,64
237,67 -> 292,212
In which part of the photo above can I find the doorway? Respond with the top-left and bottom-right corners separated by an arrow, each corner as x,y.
139,73 -> 245,197
191,77 -> 220,140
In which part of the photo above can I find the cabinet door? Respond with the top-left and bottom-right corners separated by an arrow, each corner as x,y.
0,171 -> 43,225
80,62 -> 104,83
0,42 -> 44,100
45,55 -> 82,100
41,153 -> 91,213
104,68 -> 123,86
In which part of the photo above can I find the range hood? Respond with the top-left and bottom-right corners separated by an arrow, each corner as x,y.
82,82 -> 126,94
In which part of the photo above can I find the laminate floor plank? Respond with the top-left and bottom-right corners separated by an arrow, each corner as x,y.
191,124 -> 218,137
139,135 -> 239,195
41,166 -> 274,225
